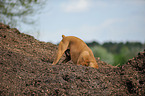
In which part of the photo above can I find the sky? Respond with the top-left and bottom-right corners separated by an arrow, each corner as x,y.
21,0 -> 145,44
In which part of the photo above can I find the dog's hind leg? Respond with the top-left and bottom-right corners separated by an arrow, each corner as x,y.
52,40 -> 69,65
77,51 -> 90,66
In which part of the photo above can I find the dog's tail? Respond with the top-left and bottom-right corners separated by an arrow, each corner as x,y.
62,35 -> 65,38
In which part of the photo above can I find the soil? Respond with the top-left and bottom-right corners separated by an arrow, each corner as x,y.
0,23 -> 145,95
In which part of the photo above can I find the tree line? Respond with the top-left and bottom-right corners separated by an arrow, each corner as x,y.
86,41 -> 145,66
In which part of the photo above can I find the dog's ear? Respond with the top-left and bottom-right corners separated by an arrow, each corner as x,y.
62,35 -> 65,38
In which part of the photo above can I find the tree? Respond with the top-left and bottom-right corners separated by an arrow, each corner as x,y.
91,46 -> 114,65
0,0 -> 46,27
113,46 -> 130,66
86,41 -> 100,47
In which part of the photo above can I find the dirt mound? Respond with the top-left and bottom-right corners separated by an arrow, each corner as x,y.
0,23 -> 144,95
120,51 -> 145,95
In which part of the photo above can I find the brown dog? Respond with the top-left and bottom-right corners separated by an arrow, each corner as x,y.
52,35 -> 99,69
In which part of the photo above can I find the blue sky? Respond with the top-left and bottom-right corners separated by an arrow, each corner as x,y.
21,0 -> 145,44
